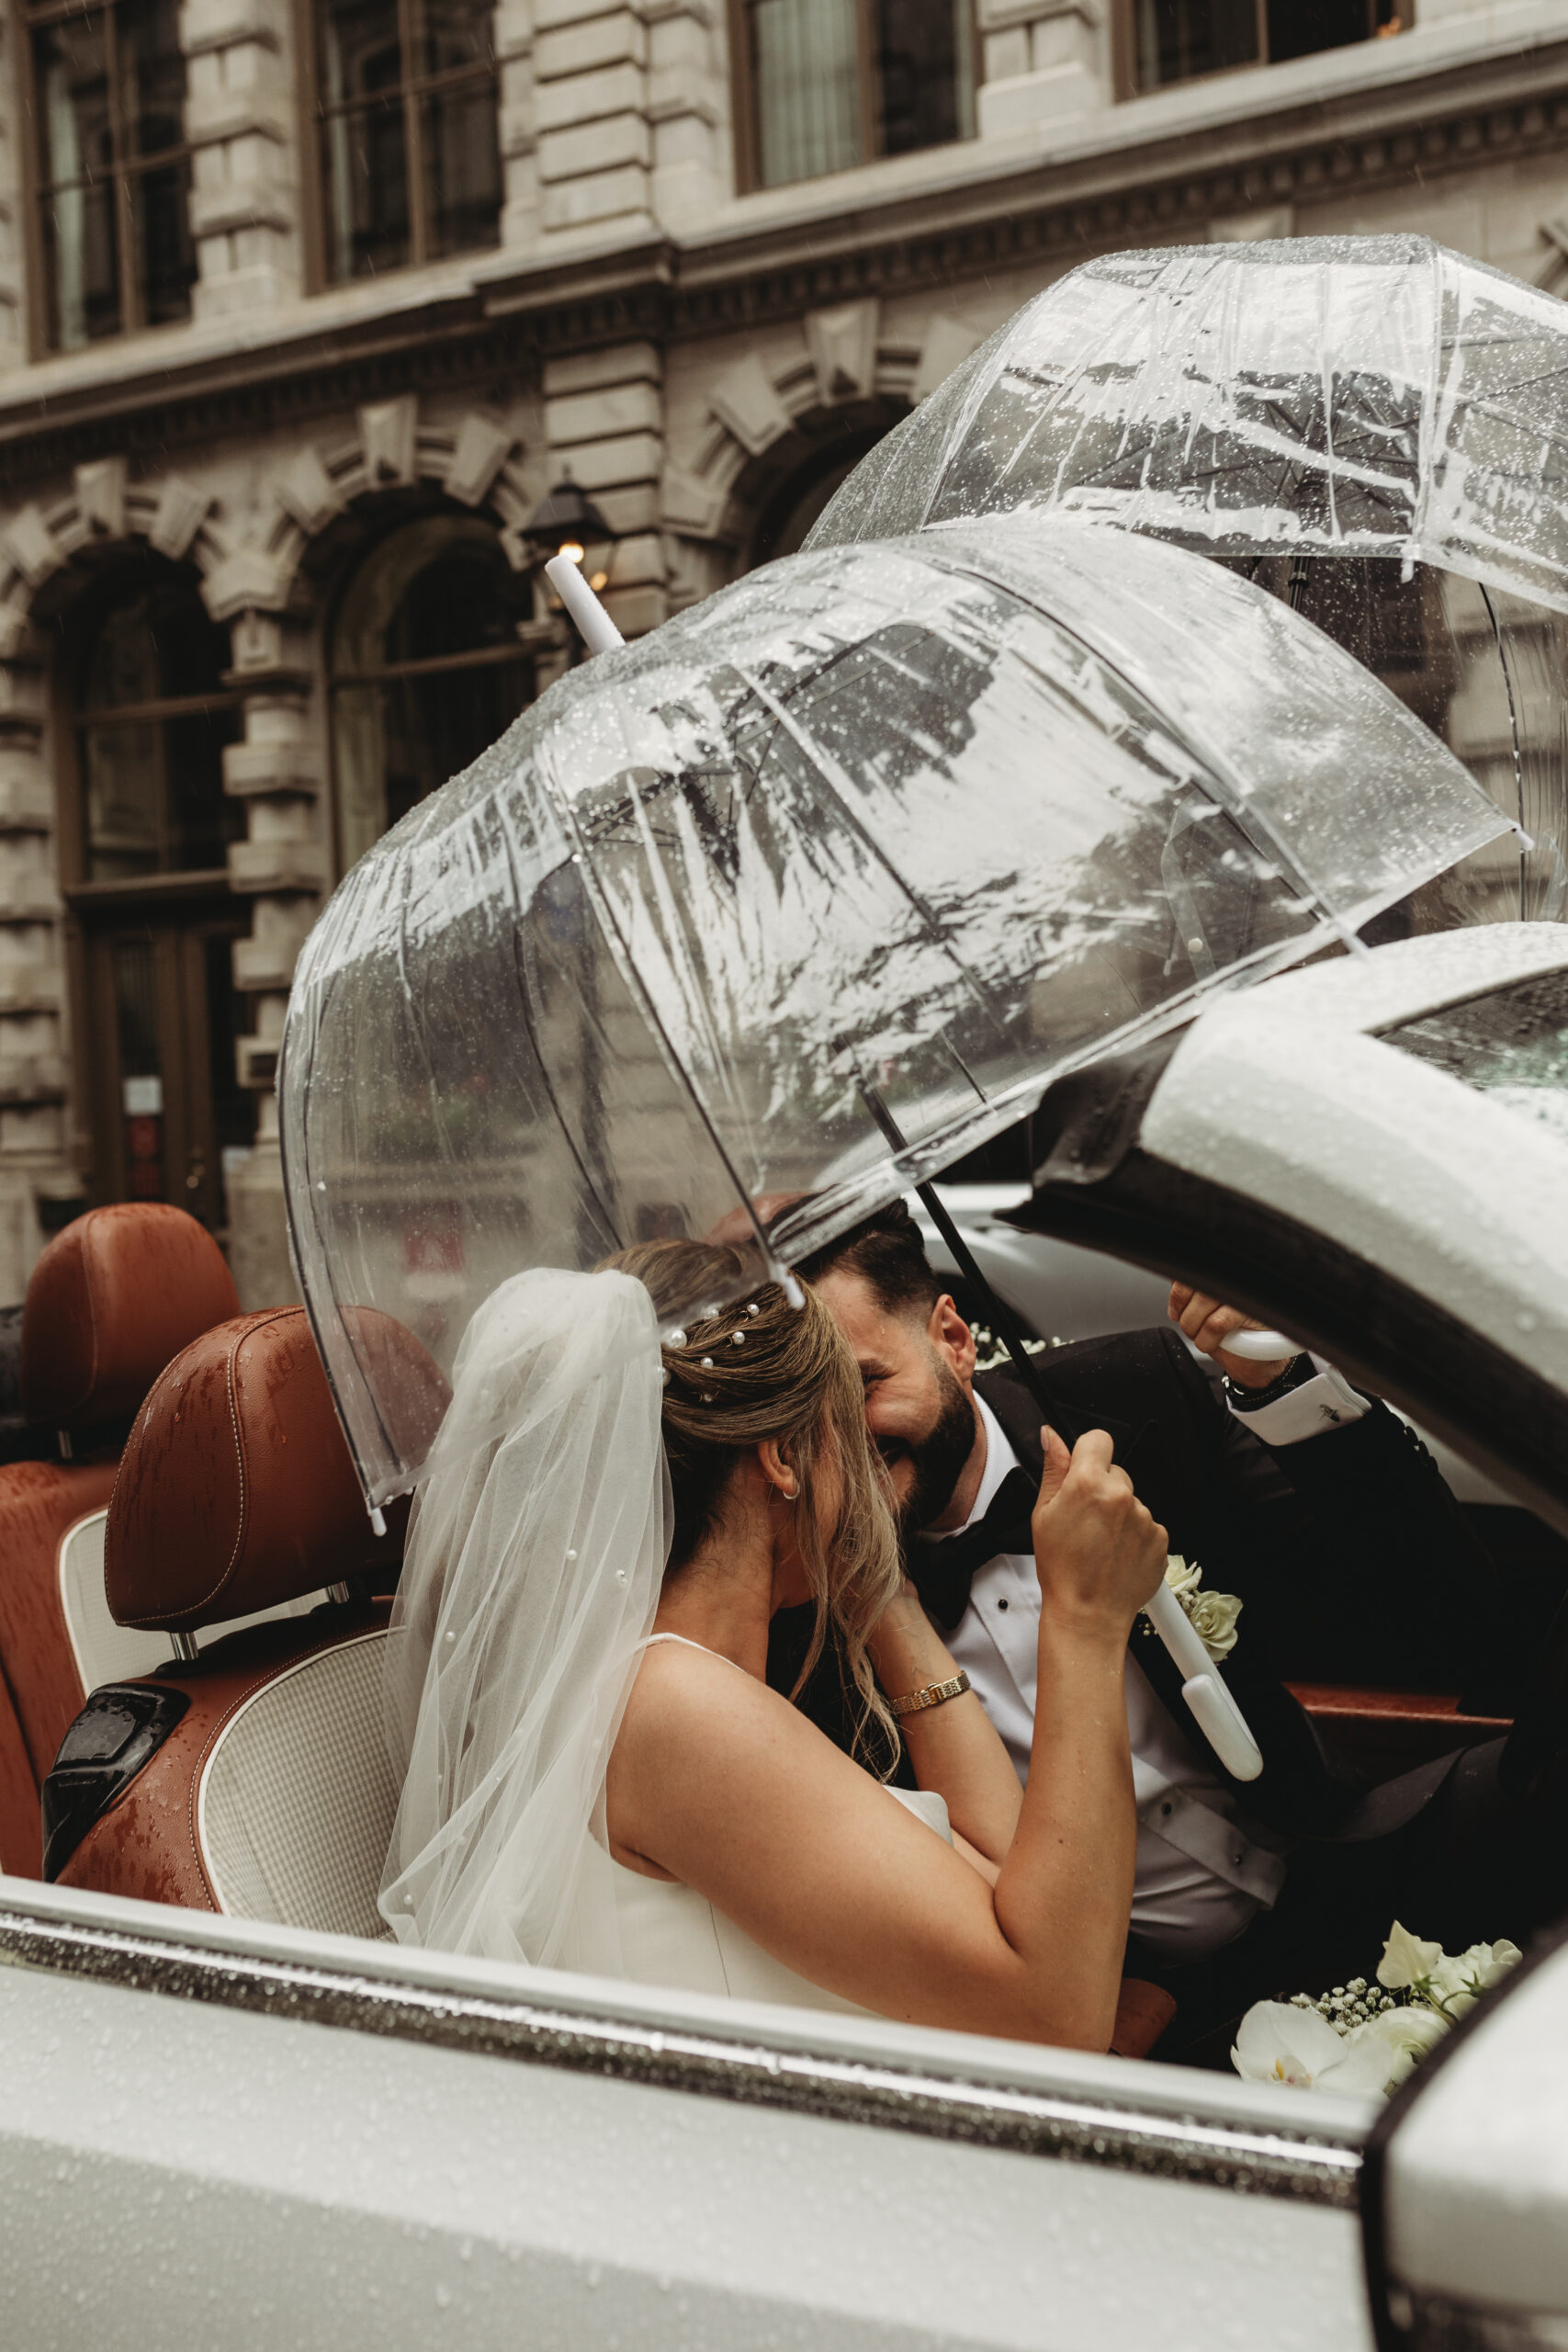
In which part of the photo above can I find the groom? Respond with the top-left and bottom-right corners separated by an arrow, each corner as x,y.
768,1202 -> 1568,2058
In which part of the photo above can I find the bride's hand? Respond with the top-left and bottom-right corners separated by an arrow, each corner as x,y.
1031,1427 -> 1167,1639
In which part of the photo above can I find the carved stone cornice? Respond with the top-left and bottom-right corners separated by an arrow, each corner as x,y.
0,40 -> 1562,492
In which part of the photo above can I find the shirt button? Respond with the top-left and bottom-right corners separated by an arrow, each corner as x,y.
997,1598 -> 1009,1611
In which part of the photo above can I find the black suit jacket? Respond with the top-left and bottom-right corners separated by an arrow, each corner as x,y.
767,1328 -> 1500,1834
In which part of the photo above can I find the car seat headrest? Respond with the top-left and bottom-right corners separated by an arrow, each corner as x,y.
105,1307 -> 437,1631
21,1204 -> 243,1434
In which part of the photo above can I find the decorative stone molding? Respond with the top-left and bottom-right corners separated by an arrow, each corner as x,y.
73,459 -> 128,540
708,355 -> 795,459
150,477 -> 213,562
675,309 -> 970,551
805,300 -> 880,405
359,396 -> 421,489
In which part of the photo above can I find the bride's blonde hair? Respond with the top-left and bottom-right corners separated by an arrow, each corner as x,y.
603,1238 -> 902,1770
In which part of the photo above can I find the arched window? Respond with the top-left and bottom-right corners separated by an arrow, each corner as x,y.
75,557 -> 243,880
57,557 -> 251,1227
330,514 -> 534,872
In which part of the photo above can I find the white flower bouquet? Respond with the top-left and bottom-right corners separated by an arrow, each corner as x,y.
1232,1922 -> 1522,2098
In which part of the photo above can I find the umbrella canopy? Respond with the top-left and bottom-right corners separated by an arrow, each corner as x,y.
280,514 -> 1508,1505
807,236 -> 1568,599
807,237 -> 1568,921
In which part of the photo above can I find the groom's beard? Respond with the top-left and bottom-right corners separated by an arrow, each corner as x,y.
886,1354 -> 978,1535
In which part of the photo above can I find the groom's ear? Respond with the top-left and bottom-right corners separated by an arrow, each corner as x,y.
928,1294 -> 976,1390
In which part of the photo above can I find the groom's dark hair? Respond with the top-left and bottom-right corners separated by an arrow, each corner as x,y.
793,1200 -> 942,1324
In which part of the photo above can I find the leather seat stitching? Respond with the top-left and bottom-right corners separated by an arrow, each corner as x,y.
114,1308 -> 300,1626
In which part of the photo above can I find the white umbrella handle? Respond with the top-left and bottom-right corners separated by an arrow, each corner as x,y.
1144,1581 -> 1263,1781
1221,1328 -> 1298,1362
546,555 -> 625,655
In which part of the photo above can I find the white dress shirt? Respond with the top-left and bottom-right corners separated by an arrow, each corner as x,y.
939,1363 -> 1368,1963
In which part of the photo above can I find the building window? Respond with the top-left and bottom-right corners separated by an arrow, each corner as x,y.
57,557 -> 253,1229
72,558 -> 244,882
330,514 -> 533,872
736,0 -> 975,191
308,0 -> 502,283
1119,0 -> 1405,95
22,0 -> 197,352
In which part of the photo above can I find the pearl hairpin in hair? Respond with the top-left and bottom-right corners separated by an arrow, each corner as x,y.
731,1329 -> 746,1344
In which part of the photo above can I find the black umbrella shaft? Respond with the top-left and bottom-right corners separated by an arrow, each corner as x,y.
858,1082 -> 1058,1430
914,1179 -> 1058,1429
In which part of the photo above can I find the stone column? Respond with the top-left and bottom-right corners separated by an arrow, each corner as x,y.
181,0 -> 303,320
543,339 -> 667,638
648,0 -> 731,225
209,583 -> 328,1308
0,620 -> 67,1301
533,0 -> 653,239
976,0 -> 1107,141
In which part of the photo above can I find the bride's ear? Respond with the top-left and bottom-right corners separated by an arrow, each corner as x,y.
757,1438 -> 801,1504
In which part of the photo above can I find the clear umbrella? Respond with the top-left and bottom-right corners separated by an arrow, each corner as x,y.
806,236 -> 1568,925
280,511 -> 1508,1510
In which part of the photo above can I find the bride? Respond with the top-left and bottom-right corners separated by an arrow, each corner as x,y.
379,1240 -> 1166,2048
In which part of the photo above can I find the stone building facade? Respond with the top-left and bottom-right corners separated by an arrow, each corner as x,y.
0,0 -> 1565,1306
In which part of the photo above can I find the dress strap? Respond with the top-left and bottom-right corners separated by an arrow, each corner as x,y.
641,1632 -> 749,1674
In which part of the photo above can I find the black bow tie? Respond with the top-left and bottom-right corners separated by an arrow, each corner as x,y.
908,1465 -> 1038,1631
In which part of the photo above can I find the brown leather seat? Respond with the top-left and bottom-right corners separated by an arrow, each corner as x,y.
0,1204 -> 242,1876
47,1307 -> 1175,2049
48,1308 -> 428,1929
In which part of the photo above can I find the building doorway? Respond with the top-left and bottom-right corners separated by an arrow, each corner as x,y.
76,897 -> 252,1228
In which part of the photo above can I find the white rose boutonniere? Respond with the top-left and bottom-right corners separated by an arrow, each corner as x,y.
1164,1555 -> 1243,1664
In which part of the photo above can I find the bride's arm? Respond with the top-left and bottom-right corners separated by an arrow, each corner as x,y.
608,1431 -> 1163,2052
864,1584 -> 1021,1865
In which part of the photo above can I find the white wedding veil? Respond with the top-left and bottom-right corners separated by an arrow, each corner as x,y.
378,1265 -> 670,1966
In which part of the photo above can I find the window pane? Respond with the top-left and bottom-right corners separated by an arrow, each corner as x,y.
112,939 -> 165,1200
1134,0 -> 1259,87
423,0 -> 494,77
40,179 -> 120,349
317,0 -> 403,107
320,99 -> 410,278
750,0 -> 861,187
33,14 -> 120,347
130,158 -> 196,325
84,718 -> 163,878
32,17 -> 113,190
80,570 -> 243,876
379,660 -> 528,829
877,0 -> 972,156
118,0 -> 187,157
422,80 -> 501,258
333,522 -> 534,866
1266,0 -> 1374,62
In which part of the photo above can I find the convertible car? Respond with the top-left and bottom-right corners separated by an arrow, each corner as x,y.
1,918 -> 1566,2347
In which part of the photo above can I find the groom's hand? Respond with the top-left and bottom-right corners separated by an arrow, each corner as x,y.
1031,1427 -> 1167,1634
1168,1282 -> 1295,1390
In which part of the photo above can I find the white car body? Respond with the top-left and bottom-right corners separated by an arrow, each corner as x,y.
6,921 -> 1568,2350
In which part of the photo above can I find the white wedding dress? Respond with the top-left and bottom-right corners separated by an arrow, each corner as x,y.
378,1267 -> 952,2020
588,1635 -> 953,2016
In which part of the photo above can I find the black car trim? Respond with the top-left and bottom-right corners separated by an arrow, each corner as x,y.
0,1907 -> 1361,2208
1008,1145 -> 1568,1544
